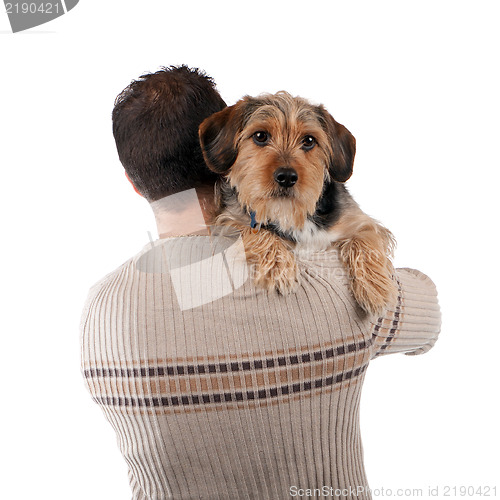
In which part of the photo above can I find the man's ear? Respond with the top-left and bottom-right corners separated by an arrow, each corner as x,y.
198,103 -> 246,174
125,171 -> 143,197
317,106 -> 356,183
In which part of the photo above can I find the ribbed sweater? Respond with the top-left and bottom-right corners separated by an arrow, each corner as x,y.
80,234 -> 441,500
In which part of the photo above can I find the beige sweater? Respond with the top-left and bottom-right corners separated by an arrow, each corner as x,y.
81,234 -> 441,500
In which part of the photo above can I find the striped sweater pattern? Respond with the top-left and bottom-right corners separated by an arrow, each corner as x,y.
81,235 -> 441,499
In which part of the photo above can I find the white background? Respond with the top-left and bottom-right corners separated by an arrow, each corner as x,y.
1,1 -> 499,499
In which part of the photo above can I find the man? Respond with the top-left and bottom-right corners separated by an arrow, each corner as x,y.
111,65 -> 226,238
81,66 -> 441,499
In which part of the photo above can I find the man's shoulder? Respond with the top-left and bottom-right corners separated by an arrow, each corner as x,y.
81,258 -> 132,320
81,242 -> 153,316
86,241 -> 159,294
89,259 -> 132,293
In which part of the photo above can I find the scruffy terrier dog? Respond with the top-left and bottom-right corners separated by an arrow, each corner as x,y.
199,91 -> 397,315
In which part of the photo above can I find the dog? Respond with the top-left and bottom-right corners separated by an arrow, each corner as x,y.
199,91 -> 397,315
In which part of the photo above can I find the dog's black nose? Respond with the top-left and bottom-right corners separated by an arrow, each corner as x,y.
274,167 -> 298,188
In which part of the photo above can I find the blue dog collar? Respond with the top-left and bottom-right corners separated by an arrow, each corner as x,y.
250,210 -> 262,233
250,210 -> 258,229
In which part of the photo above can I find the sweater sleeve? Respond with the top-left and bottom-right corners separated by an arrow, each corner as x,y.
370,268 -> 441,358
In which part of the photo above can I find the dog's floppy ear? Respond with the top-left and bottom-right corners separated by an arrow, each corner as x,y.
199,103 -> 246,174
317,106 -> 356,183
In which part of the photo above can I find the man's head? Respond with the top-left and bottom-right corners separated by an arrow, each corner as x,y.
112,65 -> 227,202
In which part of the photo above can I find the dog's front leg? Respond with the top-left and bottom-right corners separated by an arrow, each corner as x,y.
334,215 -> 398,316
239,227 -> 299,295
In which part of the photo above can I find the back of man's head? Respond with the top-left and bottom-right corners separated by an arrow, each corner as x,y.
112,65 -> 226,202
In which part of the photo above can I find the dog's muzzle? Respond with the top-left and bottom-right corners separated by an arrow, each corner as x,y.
273,167 -> 298,188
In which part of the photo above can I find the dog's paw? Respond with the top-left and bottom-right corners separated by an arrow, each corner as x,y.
350,273 -> 398,316
254,257 -> 300,295
239,226 -> 300,295
248,236 -> 300,295
337,230 -> 398,316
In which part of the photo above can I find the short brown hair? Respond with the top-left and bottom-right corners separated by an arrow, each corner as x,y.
112,66 -> 226,201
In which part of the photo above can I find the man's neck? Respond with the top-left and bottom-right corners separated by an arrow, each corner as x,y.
150,186 -> 215,239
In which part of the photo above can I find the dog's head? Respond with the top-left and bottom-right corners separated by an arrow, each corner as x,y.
199,91 -> 355,230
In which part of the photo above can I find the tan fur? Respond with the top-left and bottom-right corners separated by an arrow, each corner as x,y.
199,91 -> 397,316
333,208 -> 397,315
241,226 -> 300,295
212,217 -> 300,294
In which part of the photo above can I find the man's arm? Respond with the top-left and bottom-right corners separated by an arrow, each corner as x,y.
370,268 -> 441,358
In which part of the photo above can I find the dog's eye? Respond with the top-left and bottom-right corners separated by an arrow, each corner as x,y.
302,135 -> 316,151
253,131 -> 270,146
